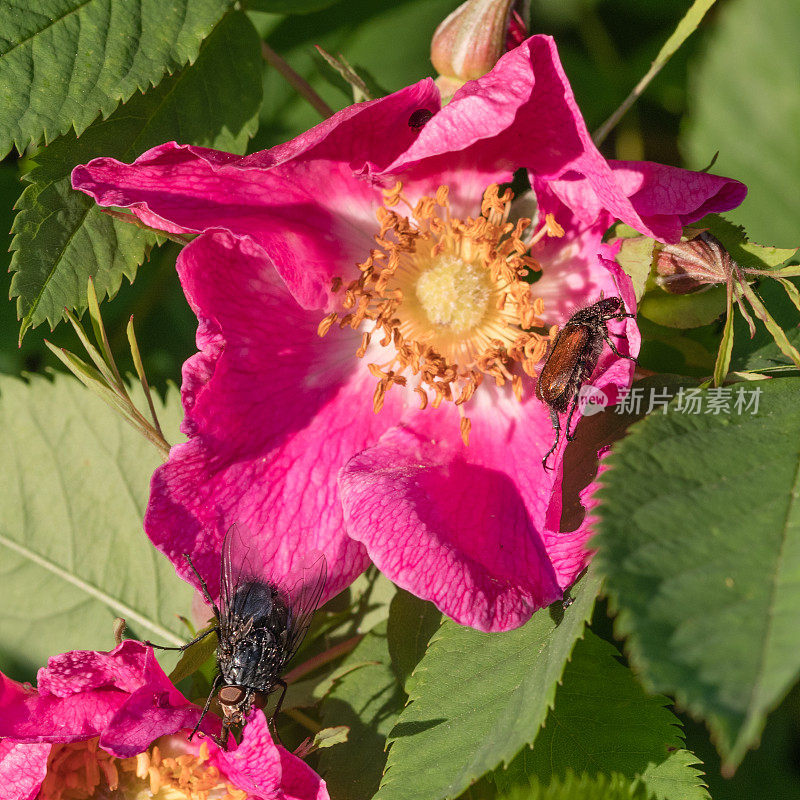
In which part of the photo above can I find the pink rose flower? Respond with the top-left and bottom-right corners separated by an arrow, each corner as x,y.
72,36 -> 745,632
0,641 -> 328,800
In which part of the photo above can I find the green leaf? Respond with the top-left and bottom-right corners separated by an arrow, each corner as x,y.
387,589 -> 441,690
730,279 -> 800,372
247,0 -> 340,13
498,771 -> 652,800
319,621 -> 406,800
9,10 -> 262,340
0,0 -> 234,157
314,725 -> 350,749
593,379 -> 800,770
374,568 -> 602,800
638,286 -> 727,330
614,236 -> 654,303
712,284 -> 735,386
0,373 -> 191,680
682,0 -> 800,247
496,631 -> 708,800
169,627 -> 219,684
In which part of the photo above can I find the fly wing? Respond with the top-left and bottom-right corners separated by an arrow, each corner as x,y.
219,523 -> 262,627
280,550 -> 327,666
218,523 -> 326,662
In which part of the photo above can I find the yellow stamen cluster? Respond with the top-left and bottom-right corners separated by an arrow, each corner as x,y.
38,738 -> 247,800
319,182 -> 563,443
319,182 -> 556,445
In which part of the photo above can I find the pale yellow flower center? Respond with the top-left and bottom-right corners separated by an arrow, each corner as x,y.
37,738 -> 246,800
414,255 -> 491,333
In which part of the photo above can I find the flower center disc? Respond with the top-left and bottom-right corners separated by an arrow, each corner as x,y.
414,255 -> 490,334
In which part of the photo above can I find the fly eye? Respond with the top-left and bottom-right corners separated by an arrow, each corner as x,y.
252,691 -> 268,709
218,685 -> 246,706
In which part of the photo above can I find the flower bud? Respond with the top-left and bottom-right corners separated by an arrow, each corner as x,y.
655,231 -> 733,294
431,0 -> 530,98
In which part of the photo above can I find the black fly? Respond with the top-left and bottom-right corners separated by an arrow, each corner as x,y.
146,524 -> 326,749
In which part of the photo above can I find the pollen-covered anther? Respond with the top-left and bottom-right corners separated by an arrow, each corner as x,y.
38,738 -> 247,800
120,741 -> 247,800
323,182 -> 555,433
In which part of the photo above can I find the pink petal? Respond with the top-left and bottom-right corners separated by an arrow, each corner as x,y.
211,711 -> 329,800
280,746 -> 331,800
100,691 -> 214,758
36,640 -> 150,697
0,643 -> 211,756
0,644 -> 155,742
71,81 -> 440,310
241,79 -> 439,171
339,398 -> 565,632
74,147 -> 378,309
99,648 -> 219,758
0,740 -> 50,800
383,36 -> 744,241
382,36 -> 590,178
145,231 -> 405,603
546,160 -> 747,242
0,687 -> 127,743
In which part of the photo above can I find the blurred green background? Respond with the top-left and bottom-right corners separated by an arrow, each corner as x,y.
0,0 -> 797,794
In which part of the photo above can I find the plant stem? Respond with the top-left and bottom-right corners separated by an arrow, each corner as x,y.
261,41 -> 335,119
593,0 -> 718,147
285,708 -> 322,733
284,635 -> 363,684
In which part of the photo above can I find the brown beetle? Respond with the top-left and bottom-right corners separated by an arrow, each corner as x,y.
536,297 -> 636,470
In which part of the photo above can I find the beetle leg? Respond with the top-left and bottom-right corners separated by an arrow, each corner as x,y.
541,409 -> 561,471
565,394 -> 581,441
601,328 -> 638,362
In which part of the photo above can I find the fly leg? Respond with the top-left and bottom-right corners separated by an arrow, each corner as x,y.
183,553 -> 222,619
267,679 -> 289,746
188,673 -> 223,743
143,625 -> 218,651
541,408 -> 561,471
272,679 -> 288,719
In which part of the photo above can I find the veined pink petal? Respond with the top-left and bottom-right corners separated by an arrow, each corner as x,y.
211,711 -> 329,800
99,646 -> 219,758
280,745 -> 332,800
72,81 -> 440,310
0,740 -> 51,800
383,36 -> 744,241
37,639 -> 150,697
546,160 -> 747,242
0,643 -> 210,752
145,231 -> 405,603
339,392 -> 567,632
73,148 -> 378,309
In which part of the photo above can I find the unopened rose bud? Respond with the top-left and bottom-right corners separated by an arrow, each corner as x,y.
655,231 -> 733,294
432,0 -> 530,99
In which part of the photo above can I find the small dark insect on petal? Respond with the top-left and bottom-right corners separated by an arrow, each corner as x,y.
408,108 -> 434,130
